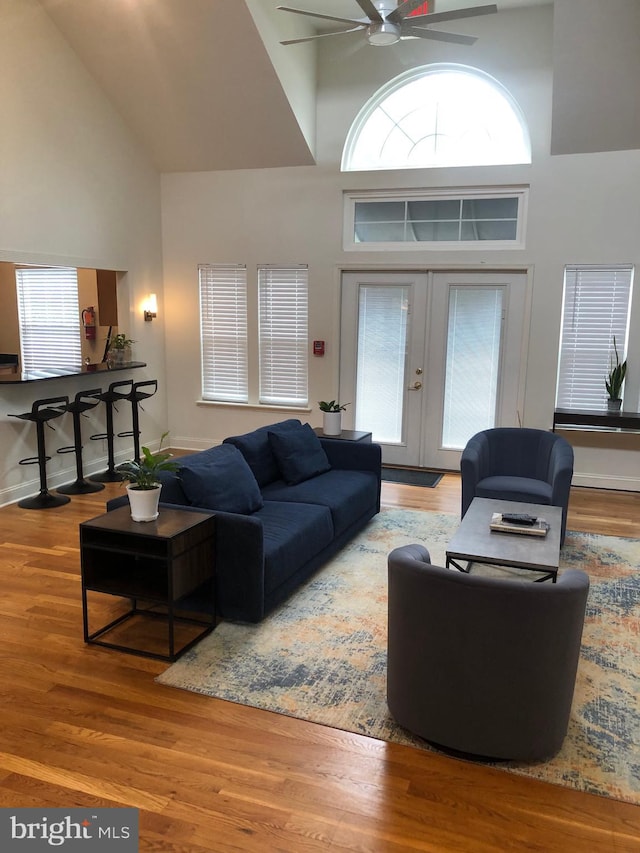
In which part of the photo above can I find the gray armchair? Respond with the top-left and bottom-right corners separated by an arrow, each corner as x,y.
460,427 -> 574,544
387,544 -> 589,761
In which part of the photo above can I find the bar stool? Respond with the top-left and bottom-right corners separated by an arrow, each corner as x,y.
9,396 -> 70,509
89,379 -> 133,483
56,389 -> 105,495
117,379 -> 158,462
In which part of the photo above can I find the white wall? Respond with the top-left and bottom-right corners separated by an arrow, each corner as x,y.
0,0 -> 167,506
245,0 -> 317,158
161,4 -> 640,489
552,0 -> 640,155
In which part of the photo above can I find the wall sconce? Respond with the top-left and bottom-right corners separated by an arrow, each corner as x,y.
143,293 -> 158,322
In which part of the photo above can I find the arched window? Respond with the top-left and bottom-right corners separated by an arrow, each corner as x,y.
342,63 -> 531,172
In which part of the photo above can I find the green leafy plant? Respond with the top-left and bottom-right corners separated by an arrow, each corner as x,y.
605,336 -> 627,400
116,432 -> 178,490
110,332 -> 135,350
319,400 -> 349,413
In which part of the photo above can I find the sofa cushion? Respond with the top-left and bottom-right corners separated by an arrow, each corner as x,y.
178,444 -> 264,513
157,466 -> 190,506
223,419 -> 302,487
268,423 -> 331,485
255,501 -> 334,595
262,469 -> 377,536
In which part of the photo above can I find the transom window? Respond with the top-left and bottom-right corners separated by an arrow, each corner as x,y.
344,187 -> 528,250
342,63 -> 531,172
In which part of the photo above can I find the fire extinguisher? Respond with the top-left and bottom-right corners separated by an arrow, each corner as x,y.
82,306 -> 97,340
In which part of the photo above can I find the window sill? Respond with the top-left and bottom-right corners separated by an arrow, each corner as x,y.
196,400 -> 311,415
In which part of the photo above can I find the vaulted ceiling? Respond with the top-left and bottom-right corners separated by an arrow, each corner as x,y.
38,0 -> 318,172
43,1 -> 640,174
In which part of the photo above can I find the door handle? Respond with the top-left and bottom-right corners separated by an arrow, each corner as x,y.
408,381 -> 423,391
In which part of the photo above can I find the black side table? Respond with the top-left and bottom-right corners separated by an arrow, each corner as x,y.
80,505 -> 216,661
313,428 -> 372,442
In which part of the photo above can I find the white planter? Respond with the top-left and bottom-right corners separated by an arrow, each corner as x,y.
607,398 -> 622,413
126,483 -> 161,522
322,411 -> 342,436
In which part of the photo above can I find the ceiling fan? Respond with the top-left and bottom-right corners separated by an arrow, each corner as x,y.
277,1 -> 498,47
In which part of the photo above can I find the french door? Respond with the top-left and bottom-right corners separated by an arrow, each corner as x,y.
340,269 -> 528,469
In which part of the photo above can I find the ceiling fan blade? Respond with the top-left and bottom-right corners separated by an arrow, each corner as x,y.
403,25 -> 477,44
402,4 -> 498,26
354,0 -> 384,22
277,6 -> 365,27
387,0 -> 433,24
281,26 -> 365,45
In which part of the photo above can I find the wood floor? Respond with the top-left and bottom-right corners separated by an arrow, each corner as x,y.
0,475 -> 639,852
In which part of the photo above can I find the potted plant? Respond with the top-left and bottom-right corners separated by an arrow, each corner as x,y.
107,332 -> 135,367
319,400 -> 349,436
116,432 -> 178,521
605,336 -> 627,413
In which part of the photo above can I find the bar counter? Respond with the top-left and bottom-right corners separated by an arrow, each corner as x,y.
0,361 -> 147,385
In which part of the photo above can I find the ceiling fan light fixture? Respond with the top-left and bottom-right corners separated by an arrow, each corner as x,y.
277,3 -> 497,49
367,21 -> 401,46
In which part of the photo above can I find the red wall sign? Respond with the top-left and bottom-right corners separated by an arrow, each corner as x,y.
406,2 -> 430,16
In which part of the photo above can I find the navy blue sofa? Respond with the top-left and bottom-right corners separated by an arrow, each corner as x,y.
107,420 -> 381,622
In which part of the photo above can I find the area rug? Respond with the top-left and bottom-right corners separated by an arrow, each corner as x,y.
157,507 -> 640,805
381,466 -> 443,487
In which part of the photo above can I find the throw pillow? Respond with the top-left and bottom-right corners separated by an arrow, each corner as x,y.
178,444 -> 264,513
268,422 -> 331,485
224,419 -> 302,487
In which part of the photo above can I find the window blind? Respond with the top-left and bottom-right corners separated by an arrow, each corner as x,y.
15,266 -> 82,372
442,286 -> 503,449
354,284 -> 409,443
258,266 -> 309,407
199,264 -> 248,402
556,265 -> 633,410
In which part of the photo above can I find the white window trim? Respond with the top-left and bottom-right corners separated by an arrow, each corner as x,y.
343,186 -> 529,252
341,62 -> 532,173
556,264 -> 634,412
198,263 -> 310,410
258,265 -> 309,408
199,264 -> 249,404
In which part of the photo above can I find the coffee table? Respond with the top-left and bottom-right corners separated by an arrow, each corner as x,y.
446,497 -> 562,583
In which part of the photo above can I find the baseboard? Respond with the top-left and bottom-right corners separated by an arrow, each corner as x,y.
0,439 -> 220,508
571,472 -> 640,492
0,448 -> 132,509
170,437 -> 222,453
